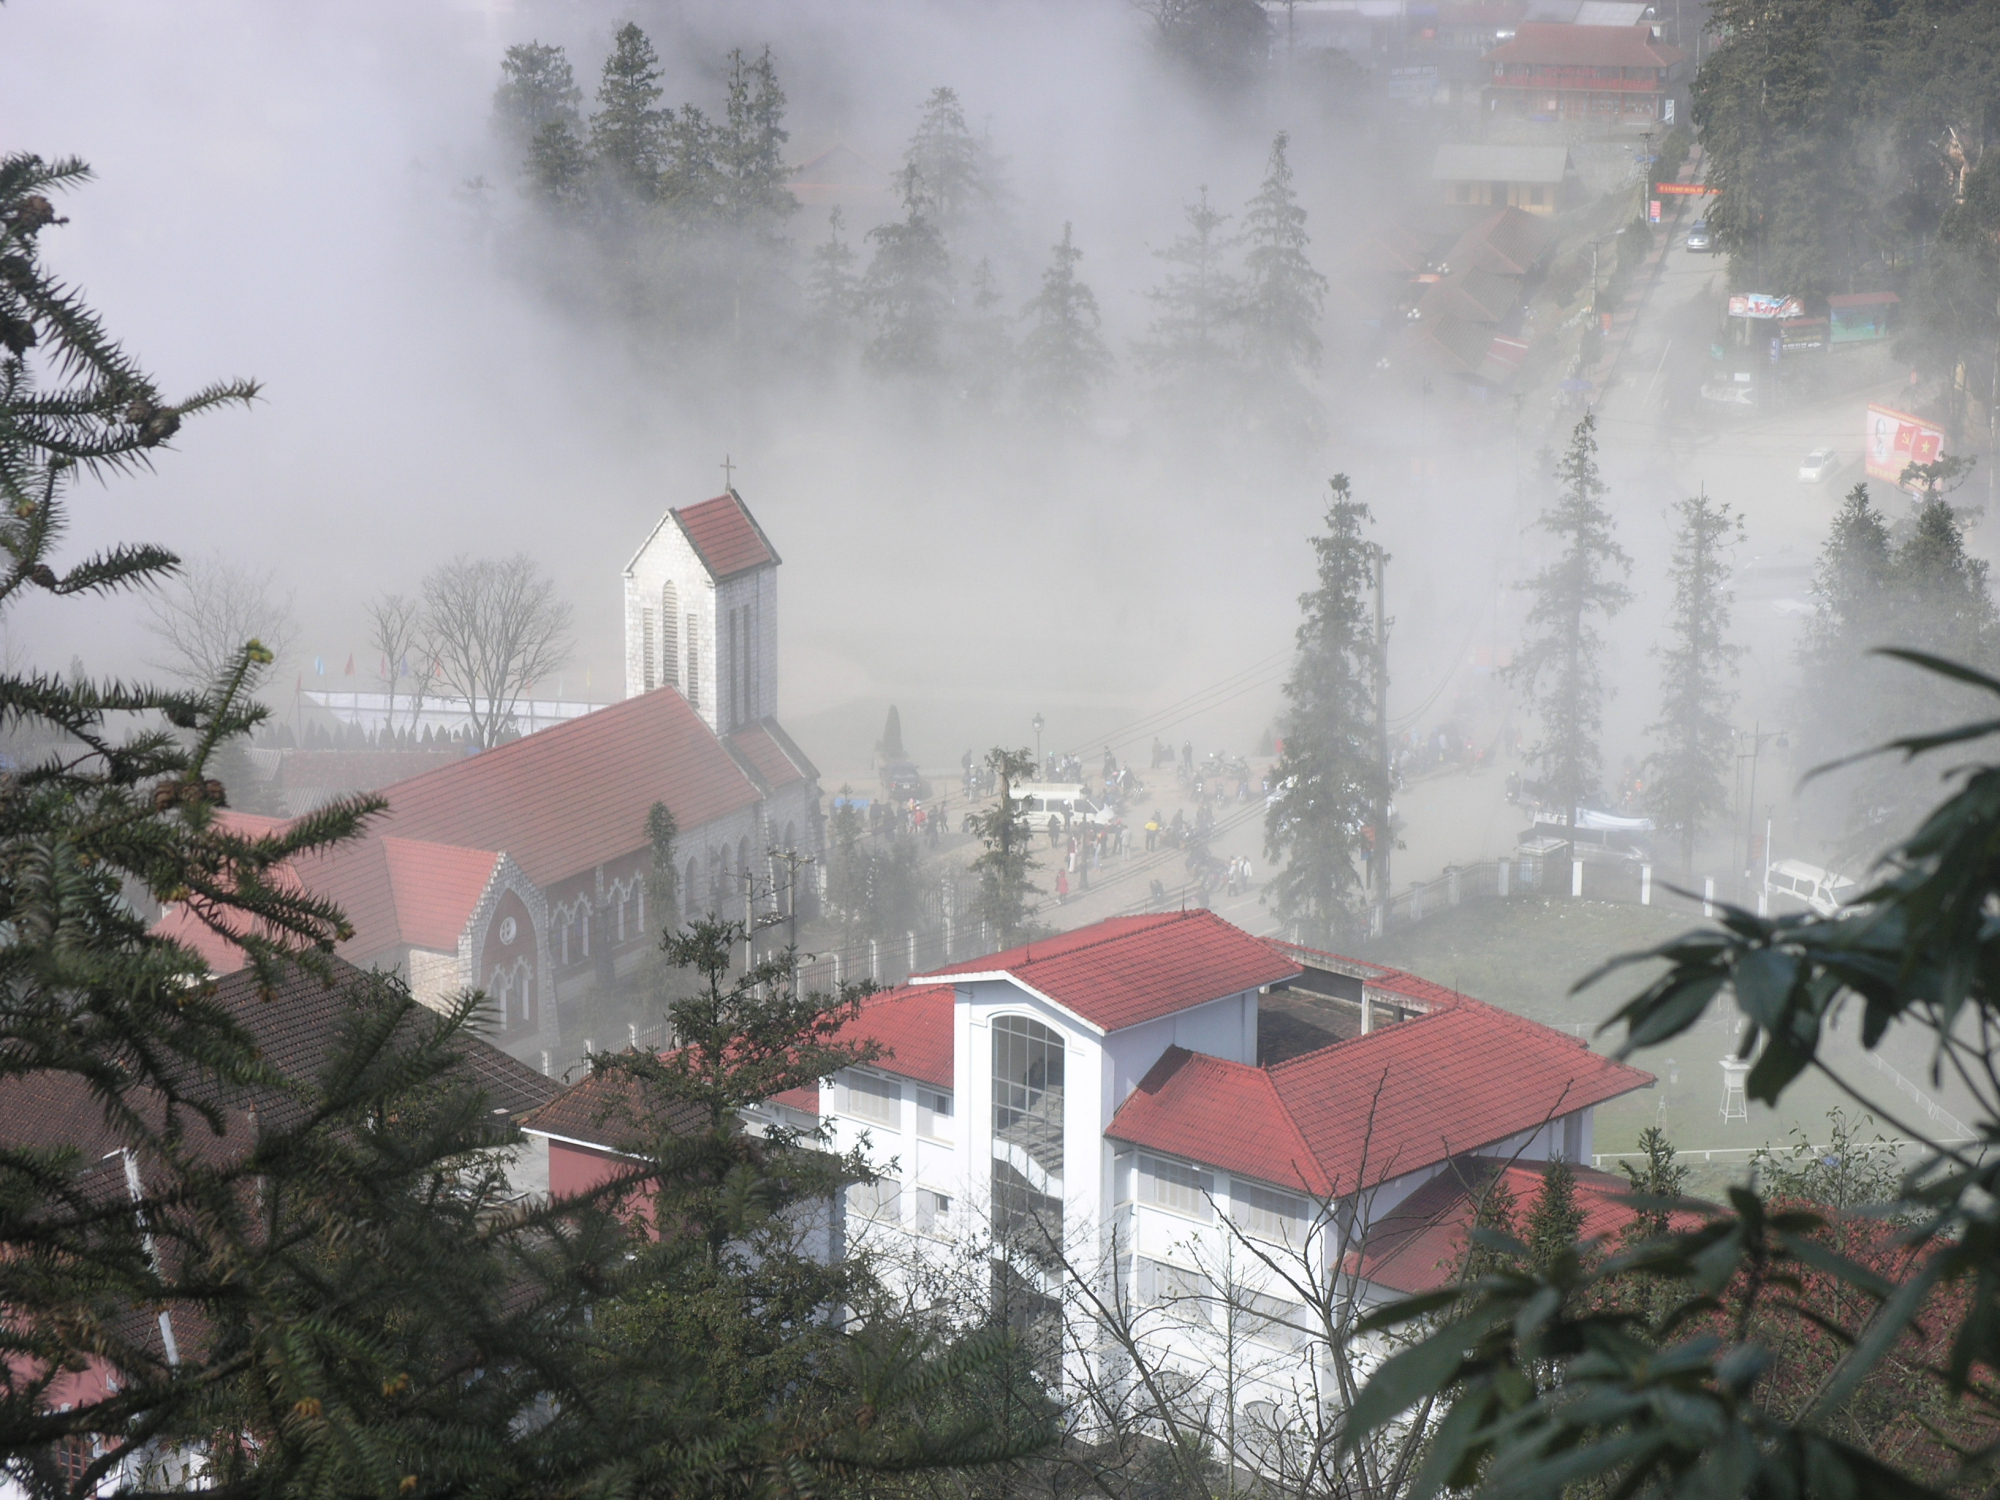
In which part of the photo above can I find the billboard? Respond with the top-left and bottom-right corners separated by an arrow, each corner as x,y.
1729,292 -> 1804,320
1865,404 -> 1944,484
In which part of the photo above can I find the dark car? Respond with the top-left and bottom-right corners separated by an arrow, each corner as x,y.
881,760 -> 931,800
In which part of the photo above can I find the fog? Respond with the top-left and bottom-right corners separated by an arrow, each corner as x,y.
0,0 -> 1498,770
2,0 -> 1941,838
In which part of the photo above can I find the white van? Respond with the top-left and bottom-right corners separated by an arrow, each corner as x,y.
1011,783 -> 1117,833
1764,859 -> 1858,918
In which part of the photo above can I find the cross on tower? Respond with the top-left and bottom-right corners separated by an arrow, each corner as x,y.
720,454 -> 736,491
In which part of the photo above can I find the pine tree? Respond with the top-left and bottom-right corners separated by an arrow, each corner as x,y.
902,86 -> 999,239
862,166 -> 953,377
493,41 -> 582,149
1646,489 -> 1743,874
1018,223 -> 1112,425
1147,0 -> 1273,96
1463,1167 -> 1521,1280
1137,186 -> 1242,413
1618,1126 -> 1690,1248
1507,415 -> 1633,857
971,748 -> 1041,946
1264,477 -> 1383,947
1523,1157 -> 1587,1271
713,45 -> 795,256
1799,484 -> 1999,855
526,118 -> 592,208
957,256 -> 1015,404
805,207 -> 862,349
589,22 -> 668,198
1237,133 -> 1327,440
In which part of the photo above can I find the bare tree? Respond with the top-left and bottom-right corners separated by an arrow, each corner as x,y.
416,554 -> 572,749
143,553 -> 297,690
364,591 -> 426,738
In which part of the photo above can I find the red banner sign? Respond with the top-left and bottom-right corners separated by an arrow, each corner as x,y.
1656,183 -> 1718,195
1865,404 -> 1944,484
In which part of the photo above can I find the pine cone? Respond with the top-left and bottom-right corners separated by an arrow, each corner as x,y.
10,196 -> 59,233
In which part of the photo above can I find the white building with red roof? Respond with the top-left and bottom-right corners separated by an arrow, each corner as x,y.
624,487 -> 782,737
527,909 -> 1653,1405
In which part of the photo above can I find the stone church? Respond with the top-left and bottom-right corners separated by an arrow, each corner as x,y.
159,488 -> 822,1069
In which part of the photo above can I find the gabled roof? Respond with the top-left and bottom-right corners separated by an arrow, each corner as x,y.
915,910 -> 1300,1033
1431,144 -> 1572,185
369,686 -> 764,888
1108,993 -> 1651,1194
1112,1046 -> 1336,1195
1350,1156 -> 1686,1294
1416,266 -> 1521,325
672,491 -> 780,581
1486,22 -> 1685,68
1446,207 -> 1557,278
0,957 -> 558,1163
154,823 -> 506,976
727,720 -> 816,791
841,984 -> 955,1087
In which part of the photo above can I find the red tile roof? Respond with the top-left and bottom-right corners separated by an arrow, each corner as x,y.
841,985 -> 954,1087
728,722 -> 810,790
1115,1047 -> 1333,1194
1108,996 -> 1651,1194
1486,22 -> 1684,69
916,910 -> 1300,1032
154,834 -> 501,975
378,838 -> 501,950
673,492 -> 779,580
1349,1157 -> 1689,1294
521,985 -> 951,1148
368,686 -> 763,888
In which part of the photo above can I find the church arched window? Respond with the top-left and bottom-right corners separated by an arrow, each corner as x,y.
660,583 -> 679,687
642,608 -> 657,691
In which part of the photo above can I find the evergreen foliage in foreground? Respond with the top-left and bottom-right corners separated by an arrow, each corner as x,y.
1349,648 -> 2000,1496
0,151 -> 1049,1499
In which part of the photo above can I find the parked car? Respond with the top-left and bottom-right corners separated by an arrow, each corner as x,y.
1799,448 -> 1839,482
1685,220 -> 1713,253
880,760 -> 931,800
1010,782 -> 1117,833
1764,858 -> 1858,917
1515,808 -> 1654,865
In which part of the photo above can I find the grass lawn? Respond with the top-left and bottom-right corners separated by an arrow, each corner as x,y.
1358,896 -> 1873,1193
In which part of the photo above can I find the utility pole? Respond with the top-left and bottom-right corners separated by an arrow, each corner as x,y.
1373,545 -> 1393,899
768,845 -> 815,953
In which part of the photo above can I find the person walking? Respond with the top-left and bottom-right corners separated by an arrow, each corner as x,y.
1056,868 -> 1070,905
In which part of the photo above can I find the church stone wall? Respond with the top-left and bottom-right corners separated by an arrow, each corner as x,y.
714,569 -> 778,732
623,517 -> 717,726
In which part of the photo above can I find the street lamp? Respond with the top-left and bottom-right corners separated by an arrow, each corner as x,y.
1032,713 -> 1045,772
